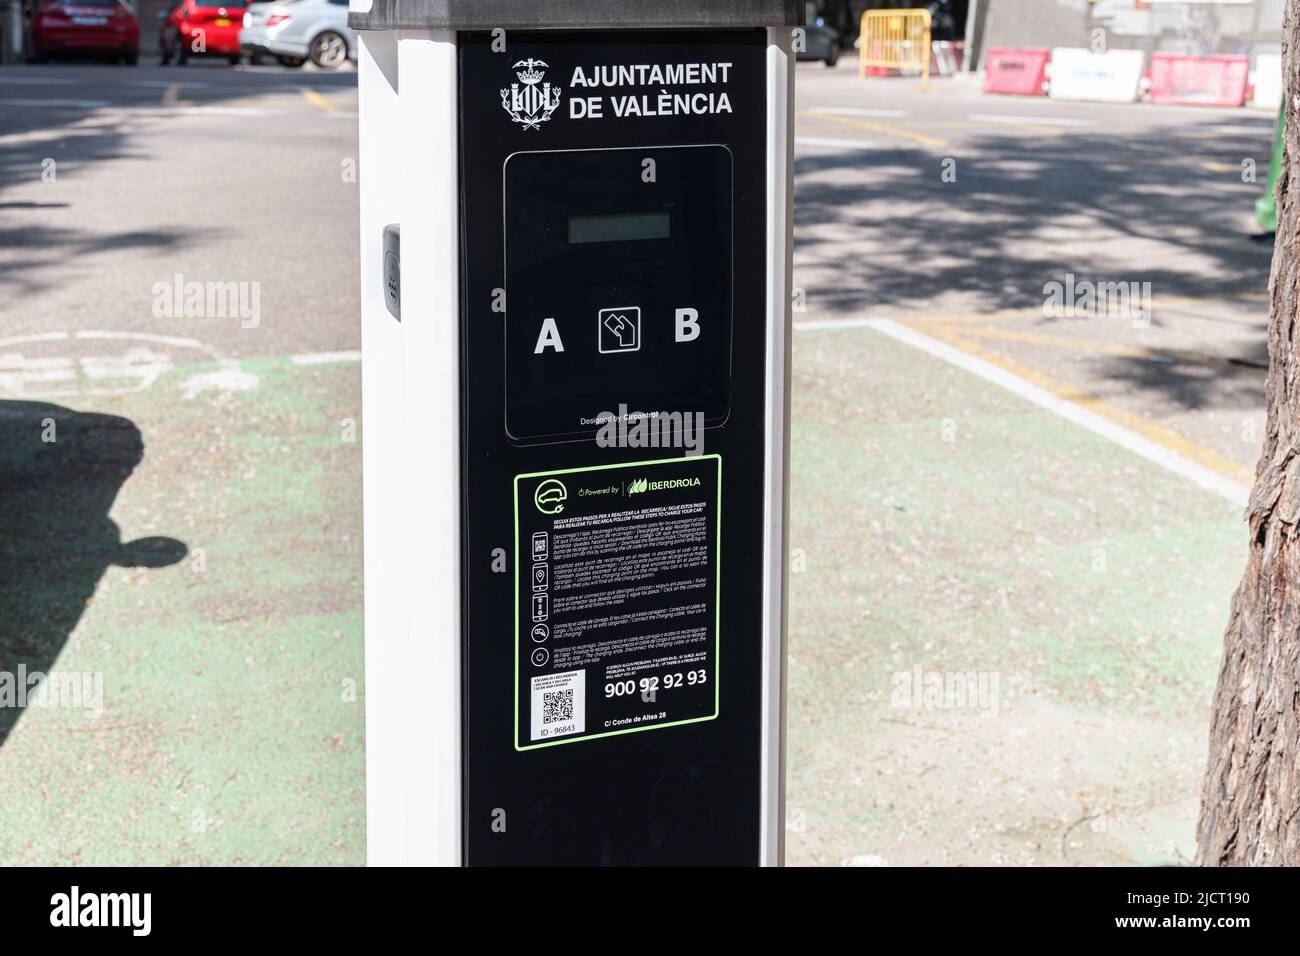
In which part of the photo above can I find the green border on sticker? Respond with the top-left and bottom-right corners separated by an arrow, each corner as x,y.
513,454 -> 723,751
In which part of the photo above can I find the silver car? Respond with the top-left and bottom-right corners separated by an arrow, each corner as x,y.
241,0 -> 355,69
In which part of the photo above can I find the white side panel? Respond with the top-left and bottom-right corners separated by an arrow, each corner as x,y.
1048,48 -> 1144,103
1253,53 -> 1283,110
396,29 -> 462,866
357,30 -> 408,867
761,27 -> 794,868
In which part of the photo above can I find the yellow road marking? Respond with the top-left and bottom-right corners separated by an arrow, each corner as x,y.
800,110 -> 953,149
892,295 -> 1268,327
938,322 -> 1265,372
895,317 -> 1254,486
301,88 -> 337,113
161,84 -> 193,108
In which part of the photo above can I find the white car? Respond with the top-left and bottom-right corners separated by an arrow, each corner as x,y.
241,0 -> 355,69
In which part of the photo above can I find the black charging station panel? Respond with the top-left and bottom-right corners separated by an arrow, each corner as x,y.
504,145 -> 733,441
459,29 -> 769,866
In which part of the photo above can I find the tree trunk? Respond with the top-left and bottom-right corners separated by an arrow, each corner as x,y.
1196,2 -> 1300,867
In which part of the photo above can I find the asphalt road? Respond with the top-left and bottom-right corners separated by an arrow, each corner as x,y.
791,62 -> 1274,478
1,59 -> 360,366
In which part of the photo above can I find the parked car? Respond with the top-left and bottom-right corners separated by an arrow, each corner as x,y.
159,0 -> 246,65
925,0 -> 963,42
795,12 -> 840,68
241,0 -> 354,70
28,0 -> 140,64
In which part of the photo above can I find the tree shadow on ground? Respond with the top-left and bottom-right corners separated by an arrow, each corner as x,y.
794,125 -> 1273,313
793,109 -> 1277,412
0,103 -> 194,298
0,401 -> 186,746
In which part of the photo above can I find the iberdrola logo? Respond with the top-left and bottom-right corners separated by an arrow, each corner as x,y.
627,477 -> 648,496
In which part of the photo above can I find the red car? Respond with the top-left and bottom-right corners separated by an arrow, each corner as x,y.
159,0 -> 245,65
29,0 -> 140,64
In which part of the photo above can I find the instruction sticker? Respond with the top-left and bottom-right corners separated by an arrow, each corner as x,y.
514,455 -> 721,749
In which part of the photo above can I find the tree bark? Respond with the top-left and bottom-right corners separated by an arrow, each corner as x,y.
1196,2 -> 1300,866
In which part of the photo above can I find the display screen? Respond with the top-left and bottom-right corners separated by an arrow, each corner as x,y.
505,145 -> 733,443
568,212 -> 671,245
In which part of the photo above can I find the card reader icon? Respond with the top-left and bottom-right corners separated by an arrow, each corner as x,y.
598,306 -> 640,353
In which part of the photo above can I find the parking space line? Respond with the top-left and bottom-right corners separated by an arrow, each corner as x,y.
795,136 -> 876,151
164,106 -> 277,115
289,350 -> 361,365
301,87 -> 337,112
859,296 -> 1269,330
0,98 -> 109,108
798,110 -> 953,149
969,113 -> 1096,128
793,316 -> 1252,502
0,76 -> 77,85
945,322 -> 1267,371
1195,124 -> 1273,135
808,106 -> 908,118
161,84 -> 193,107
129,80 -> 211,89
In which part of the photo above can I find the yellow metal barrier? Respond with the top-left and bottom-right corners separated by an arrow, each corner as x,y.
859,9 -> 931,87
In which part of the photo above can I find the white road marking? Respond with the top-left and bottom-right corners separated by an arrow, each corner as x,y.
126,79 -> 212,88
0,330 -> 361,398
290,350 -> 362,365
163,106 -> 276,116
970,113 -> 1095,127
73,330 -> 217,350
0,332 -> 360,399
179,362 -> 259,400
1199,124 -> 1272,135
0,331 -> 69,347
809,107 -> 907,118
0,76 -> 78,85
795,136 -> 875,151
794,317 -> 1249,506
0,98 -> 110,108
0,330 -> 218,398
0,346 -> 173,397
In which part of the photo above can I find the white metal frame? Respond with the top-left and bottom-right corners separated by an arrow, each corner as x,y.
760,27 -> 794,867
360,29 -> 463,867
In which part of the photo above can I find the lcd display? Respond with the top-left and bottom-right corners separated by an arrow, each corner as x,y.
568,212 -> 671,245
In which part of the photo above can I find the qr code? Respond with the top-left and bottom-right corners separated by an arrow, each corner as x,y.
542,688 -> 574,725
530,669 -> 584,742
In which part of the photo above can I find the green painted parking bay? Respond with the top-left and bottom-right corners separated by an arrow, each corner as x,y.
0,328 -> 1245,865
785,324 -> 1243,867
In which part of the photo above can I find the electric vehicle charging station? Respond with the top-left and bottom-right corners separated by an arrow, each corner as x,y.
352,0 -> 798,866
